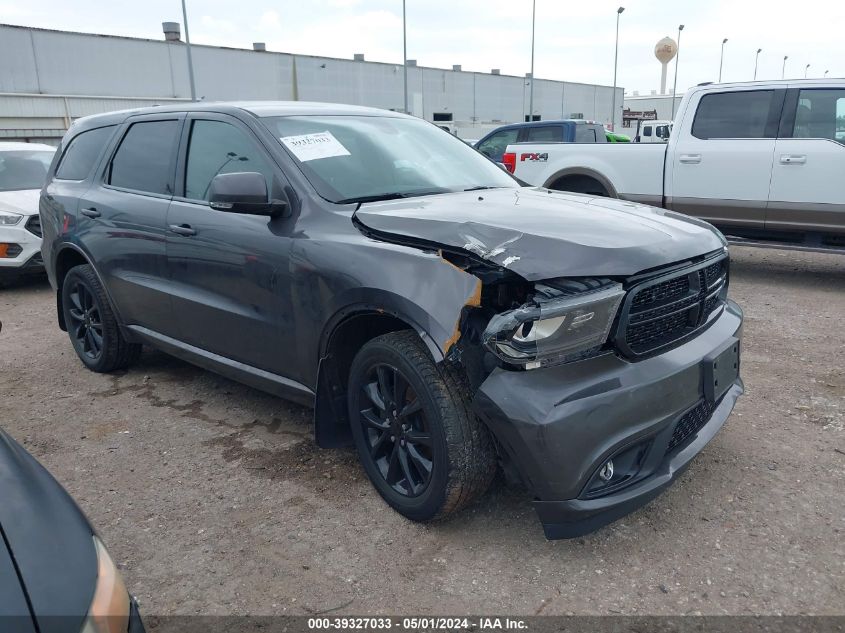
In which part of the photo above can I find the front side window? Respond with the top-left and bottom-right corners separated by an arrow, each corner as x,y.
793,89 -> 845,143
184,120 -> 275,202
56,126 -> 114,181
475,128 -> 519,162
692,90 -> 774,139
525,126 -> 562,142
108,120 -> 180,195
0,149 -> 55,191
263,116 -> 517,204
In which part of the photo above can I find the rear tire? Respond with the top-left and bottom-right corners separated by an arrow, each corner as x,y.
61,264 -> 141,373
348,331 -> 496,522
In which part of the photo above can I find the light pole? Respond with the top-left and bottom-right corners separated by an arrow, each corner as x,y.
753,48 -> 762,80
181,0 -> 197,101
610,7 -> 624,131
671,24 -> 684,119
718,38 -> 727,82
528,0 -> 536,122
824,69 -> 830,77
782,55 -> 788,79
402,0 -> 408,114
805,63 -> 811,78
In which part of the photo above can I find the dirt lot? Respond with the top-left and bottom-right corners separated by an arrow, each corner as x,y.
0,246 -> 843,617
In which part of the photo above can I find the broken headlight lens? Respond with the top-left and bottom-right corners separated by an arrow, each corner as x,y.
483,283 -> 625,369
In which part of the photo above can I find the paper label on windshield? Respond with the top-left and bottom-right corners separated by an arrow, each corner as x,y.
280,131 -> 350,162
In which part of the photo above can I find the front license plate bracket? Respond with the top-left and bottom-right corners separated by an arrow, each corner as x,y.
703,338 -> 740,404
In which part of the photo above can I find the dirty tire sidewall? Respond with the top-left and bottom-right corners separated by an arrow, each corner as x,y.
348,330 -> 496,523
61,264 -> 140,373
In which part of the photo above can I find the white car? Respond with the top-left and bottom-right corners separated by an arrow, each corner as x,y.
0,142 -> 56,283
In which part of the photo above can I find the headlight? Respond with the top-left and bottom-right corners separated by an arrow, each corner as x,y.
0,210 -> 23,225
483,283 -> 625,369
80,536 -> 130,633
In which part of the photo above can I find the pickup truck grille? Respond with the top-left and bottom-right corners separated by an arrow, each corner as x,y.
616,254 -> 728,358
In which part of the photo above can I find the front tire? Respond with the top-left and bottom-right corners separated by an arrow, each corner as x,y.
61,264 -> 141,372
348,331 -> 496,522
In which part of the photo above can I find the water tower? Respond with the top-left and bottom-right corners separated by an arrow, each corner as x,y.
655,37 -> 678,94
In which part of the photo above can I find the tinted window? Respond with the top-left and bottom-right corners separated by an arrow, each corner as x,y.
574,126 -> 597,142
692,90 -> 774,139
525,126 -> 562,142
56,126 -> 114,180
656,125 -> 670,139
476,128 -> 519,162
109,120 -> 179,195
793,89 -> 845,142
184,120 -> 275,202
0,150 -> 54,191
642,126 -> 653,137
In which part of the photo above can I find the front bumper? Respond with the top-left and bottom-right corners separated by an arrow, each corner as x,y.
0,220 -> 43,277
473,300 -> 744,539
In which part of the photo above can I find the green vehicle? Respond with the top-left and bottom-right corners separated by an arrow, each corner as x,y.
605,130 -> 631,142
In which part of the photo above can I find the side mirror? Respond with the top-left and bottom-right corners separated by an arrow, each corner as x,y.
208,172 -> 288,218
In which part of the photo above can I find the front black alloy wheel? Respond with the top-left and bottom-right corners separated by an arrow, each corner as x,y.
359,363 -> 433,497
61,264 -> 141,373
348,331 -> 497,522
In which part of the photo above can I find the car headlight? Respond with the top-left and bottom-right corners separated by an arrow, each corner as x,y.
482,283 -> 625,369
80,536 -> 130,633
0,210 -> 23,225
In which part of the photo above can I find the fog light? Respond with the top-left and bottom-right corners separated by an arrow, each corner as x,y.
598,460 -> 614,482
0,243 -> 23,258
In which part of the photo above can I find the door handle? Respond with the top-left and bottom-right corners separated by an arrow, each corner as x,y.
169,224 -> 197,237
80,207 -> 101,218
679,154 -> 702,164
780,154 -> 807,165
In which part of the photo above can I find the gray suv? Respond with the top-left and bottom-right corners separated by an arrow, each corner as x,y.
40,102 -> 744,539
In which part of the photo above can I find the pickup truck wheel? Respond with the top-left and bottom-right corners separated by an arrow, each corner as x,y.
347,331 -> 496,522
61,264 -> 141,373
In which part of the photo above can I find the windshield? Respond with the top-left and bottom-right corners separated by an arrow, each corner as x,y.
262,115 -> 517,203
0,150 -> 55,192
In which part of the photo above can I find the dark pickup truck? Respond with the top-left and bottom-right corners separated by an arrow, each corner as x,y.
40,102 -> 743,539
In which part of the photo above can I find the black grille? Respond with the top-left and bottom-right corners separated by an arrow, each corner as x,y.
667,399 -> 715,453
25,215 -> 42,238
620,255 -> 728,357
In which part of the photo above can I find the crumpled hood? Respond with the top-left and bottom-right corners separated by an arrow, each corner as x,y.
0,189 -> 40,218
354,188 -> 726,280
0,430 -> 96,633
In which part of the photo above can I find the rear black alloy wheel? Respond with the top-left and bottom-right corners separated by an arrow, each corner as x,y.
359,363 -> 433,497
61,264 -> 141,373
348,331 -> 497,522
66,281 -> 104,361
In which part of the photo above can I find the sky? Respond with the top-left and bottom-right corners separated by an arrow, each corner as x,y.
1,0 -> 842,94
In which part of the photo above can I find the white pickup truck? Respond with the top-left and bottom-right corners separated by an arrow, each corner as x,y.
506,79 -> 845,249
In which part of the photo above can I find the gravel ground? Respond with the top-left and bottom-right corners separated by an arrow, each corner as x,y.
0,246 -> 843,617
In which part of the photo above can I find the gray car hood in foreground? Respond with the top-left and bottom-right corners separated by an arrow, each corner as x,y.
354,187 -> 725,280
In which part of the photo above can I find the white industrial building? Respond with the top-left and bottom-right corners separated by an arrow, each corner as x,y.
0,23 -> 623,145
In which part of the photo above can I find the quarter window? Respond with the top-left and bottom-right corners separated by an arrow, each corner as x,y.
792,89 -> 845,142
56,126 -> 115,180
184,120 -> 275,202
692,90 -> 774,139
108,120 -> 180,195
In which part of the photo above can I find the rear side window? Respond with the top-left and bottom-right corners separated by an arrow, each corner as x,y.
692,90 -> 774,139
574,125 -> 597,142
108,120 -> 180,195
56,126 -> 115,180
525,126 -> 562,142
642,126 -> 653,137
792,89 -> 845,142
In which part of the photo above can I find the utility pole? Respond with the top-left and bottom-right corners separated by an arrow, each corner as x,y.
528,0 -> 536,122
402,0 -> 408,114
718,38 -> 727,82
181,0 -> 197,101
671,24 -> 684,119
611,7 -> 624,131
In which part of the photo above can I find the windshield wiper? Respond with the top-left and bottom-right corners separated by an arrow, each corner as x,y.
336,189 -> 451,204
462,185 -> 503,192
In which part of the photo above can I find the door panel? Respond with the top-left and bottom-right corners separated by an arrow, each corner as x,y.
77,115 -> 183,336
668,89 -> 781,229
166,115 -> 295,375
